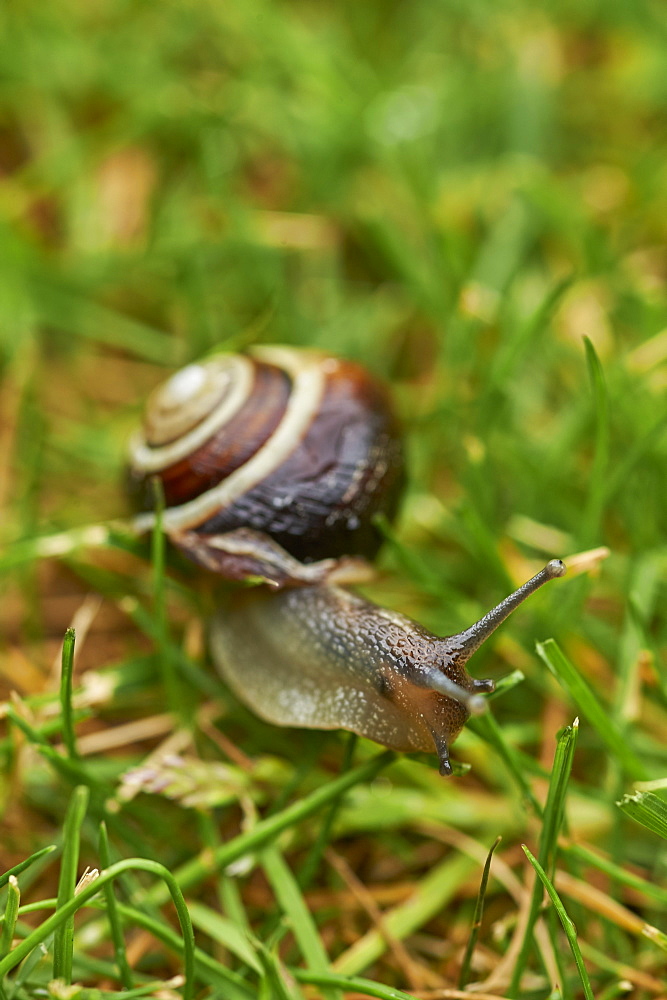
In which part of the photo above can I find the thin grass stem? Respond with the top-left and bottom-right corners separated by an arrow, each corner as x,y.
468,711 -> 542,815
98,822 -> 134,991
151,478 -> 181,717
509,719 -> 578,995
522,846 -> 595,1000
59,627 -> 78,759
0,879 -> 20,959
53,785 -> 89,983
0,847 -> 56,890
458,835 -> 501,988
537,639 -> 648,780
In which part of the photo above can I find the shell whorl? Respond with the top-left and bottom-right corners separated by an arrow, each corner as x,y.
134,355 -> 255,461
130,348 -> 325,530
129,346 -> 405,567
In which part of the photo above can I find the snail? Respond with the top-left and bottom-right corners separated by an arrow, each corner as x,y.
128,345 -> 566,775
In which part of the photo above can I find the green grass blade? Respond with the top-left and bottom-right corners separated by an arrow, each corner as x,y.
509,719 -> 578,995
294,969 -> 419,999
145,751 -> 395,906
150,478 -> 182,717
468,711 -> 542,815
109,901 -> 252,999
53,784 -> 90,983
536,638 -> 648,780
539,719 -> 578,874
458,835 -> 501,988
59,627 -> 78,760
298,732 -> 357,889
565,841 -> 667,907
256,944 -> 306,1000
261,846 -> 340,1000
617,790 -> 667,840
5,707 -> 100,790
0,878 -> 20,959
0,860 -> 196,1000
186,901 -> 261,973
0,847 -> 56,890
522,846 -> 595,1000
31,282 -> 178,364
488,669 -> 526,700
98,822 -> 134,990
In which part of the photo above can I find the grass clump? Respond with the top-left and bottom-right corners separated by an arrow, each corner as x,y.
1,0 -> 666,997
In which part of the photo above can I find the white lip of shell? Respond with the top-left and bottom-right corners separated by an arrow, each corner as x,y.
130,346 -> 330,533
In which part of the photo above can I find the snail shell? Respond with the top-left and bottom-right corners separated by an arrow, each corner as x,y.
128,346 -> 404,585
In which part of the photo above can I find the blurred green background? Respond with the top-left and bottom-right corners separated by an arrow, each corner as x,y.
1,0 -> 665,552
0,1 -> 666,994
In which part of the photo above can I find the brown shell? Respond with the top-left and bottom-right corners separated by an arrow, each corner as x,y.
128,346 -> 405,570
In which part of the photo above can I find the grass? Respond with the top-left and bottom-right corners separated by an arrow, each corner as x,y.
1,0 -> 666,997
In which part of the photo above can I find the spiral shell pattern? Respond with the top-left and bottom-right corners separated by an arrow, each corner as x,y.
128,346 -> 405,567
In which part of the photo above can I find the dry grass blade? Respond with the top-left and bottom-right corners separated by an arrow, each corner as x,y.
332,855 -> 476,977
325,848 -> 443,992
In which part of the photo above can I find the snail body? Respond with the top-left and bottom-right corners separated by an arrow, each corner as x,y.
210,564 -> 564,774
129,345 -> 566,775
